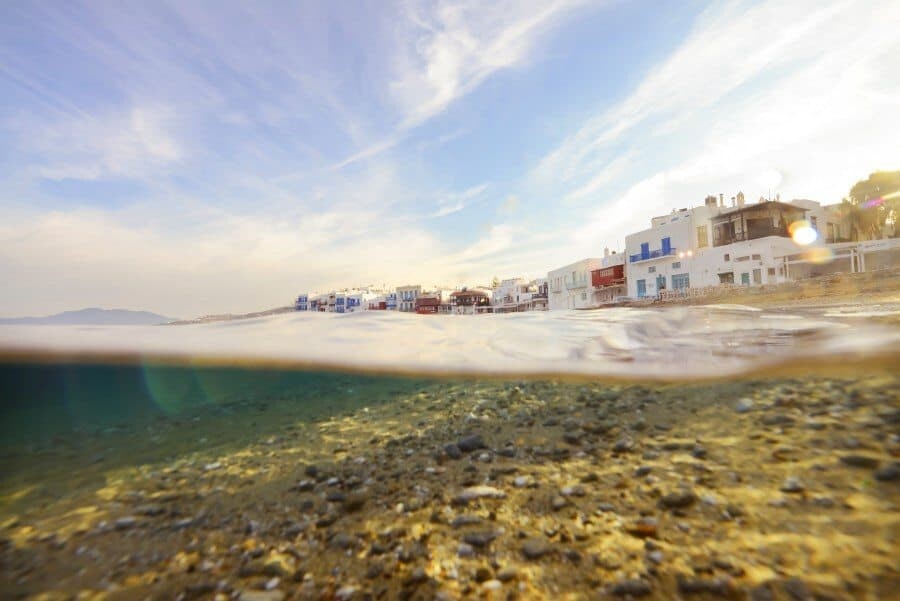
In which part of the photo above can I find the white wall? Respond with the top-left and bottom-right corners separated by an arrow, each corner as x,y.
547,258 -> 602,310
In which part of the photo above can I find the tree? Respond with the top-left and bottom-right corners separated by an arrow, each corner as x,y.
843,170 -> 900,240
491,275 -> 501,289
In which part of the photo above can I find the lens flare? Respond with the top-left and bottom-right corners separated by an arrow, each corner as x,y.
789,220 -> 818,246
803,246 -> 834,265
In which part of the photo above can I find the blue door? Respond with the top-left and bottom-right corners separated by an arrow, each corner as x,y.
741,272 -> 750,286
656,275 -> 666,292
640,242 -> 649,260
661,237 -> 671,255
636,279 -> 646,298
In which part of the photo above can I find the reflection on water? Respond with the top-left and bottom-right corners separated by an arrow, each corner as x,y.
1,308 -> 899,599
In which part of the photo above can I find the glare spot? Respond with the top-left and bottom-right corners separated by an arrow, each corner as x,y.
789,220 -> 818,246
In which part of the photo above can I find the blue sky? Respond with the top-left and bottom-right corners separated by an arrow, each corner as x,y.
1,0 -> 898,317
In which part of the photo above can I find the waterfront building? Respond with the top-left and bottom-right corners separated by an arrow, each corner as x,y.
450,288 -> 492,315
396,285 -> 422,312
590,249 -> 627,304
547,258 -> 603,310
295,293 -> 309,311
386,292 -> 398,311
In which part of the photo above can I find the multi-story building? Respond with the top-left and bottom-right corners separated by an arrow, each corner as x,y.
385,292 -> 398,311
624,193 -> 847,298
396,285 -> 421,312
547,258 -> 603,310
590,250 -> 627,303
491,277 -> 531,313
295,293 -> 309,311
449,288 -> 492,315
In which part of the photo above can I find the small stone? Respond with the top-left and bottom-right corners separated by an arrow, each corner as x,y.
677,577 -> 732,595
551,496 -> 568,511
453,486 -> 506,505
780,477 -> 805,493
473,566 -> 492,582
626,517 -> 658,539
560,485 -> 585,497
462,531 -> 497,549
613,437 -> 635,453
450,515 -> 483,529
521,538 -> 552,560
611,579 -> 652,597
457,435 -> 487,453
457,543 -> 476,558
646,550 -> 664,564
735,398 -> 754,413
334,586 -> 357,601
634,466 -> 652,477
839,455 -> 880,469
481,579 -> 502,591
114,516 -> 137,530
513,476 -> 535,488
874,462 -> 900,481
444,444 -> 463,460
496,567 -> 518,582
204,462 -> 222,471
660,490 -> 697,509
404,567 -> 428,586
328,533 -> 355,550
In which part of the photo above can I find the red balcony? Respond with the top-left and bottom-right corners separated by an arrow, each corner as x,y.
591,264 -> 625,288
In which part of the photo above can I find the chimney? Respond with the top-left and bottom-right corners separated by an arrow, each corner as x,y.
719,193 -> 724,207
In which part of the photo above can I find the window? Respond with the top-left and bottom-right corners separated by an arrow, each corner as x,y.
661,237 -> 672,254
810,216 -> 818,231
752,269 -> 762,284
751,254 -> 761,260
672,273 -> 690,289
636,279 -> 647,298
767,267 -> 776,276
648,266 -> 656,273
724,253 -> 730,261
672,261 -> 681,269
697,225 -> 708,248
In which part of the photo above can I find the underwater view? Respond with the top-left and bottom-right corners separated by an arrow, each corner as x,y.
2,307 -> 899,600
3,1 -> 900,599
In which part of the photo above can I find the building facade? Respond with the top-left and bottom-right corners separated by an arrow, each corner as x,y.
547,258 -> 603,310
396,285 -> 422,313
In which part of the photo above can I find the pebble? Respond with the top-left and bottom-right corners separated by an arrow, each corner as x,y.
239,591 -> 284,601
660,490 -> 697,509
521,538 -> 552,560
457,435 -> 487,453
457,543 -> 475,558
462,530 -> 498,548
613,437 -> 635,453
611,579 -> 652,596
513,475 -> 535,488
780,477 -> 805,493
114,516 -> 137,530
735,398 -> 754,413
453,486 -> 506,504
874,462 -> 900,481
839,455 -> 880,469
560,485 -> 585,497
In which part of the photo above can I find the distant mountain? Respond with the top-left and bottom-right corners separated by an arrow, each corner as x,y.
0,307 -> 177,326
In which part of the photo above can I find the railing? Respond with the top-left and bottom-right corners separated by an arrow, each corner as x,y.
565,278 -> 590,290
713,227 -> 789,246
629,247 -> 677,263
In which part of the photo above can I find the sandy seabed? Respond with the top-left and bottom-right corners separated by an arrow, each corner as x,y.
1,369 -> 898,601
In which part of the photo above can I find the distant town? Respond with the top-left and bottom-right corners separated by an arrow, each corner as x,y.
295,191 -> 899,315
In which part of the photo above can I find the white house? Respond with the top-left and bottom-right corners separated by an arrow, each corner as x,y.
547,258 -> 603,310
625,194 -> 836,298
396,285 -> 422,312
491,277 -> 534,313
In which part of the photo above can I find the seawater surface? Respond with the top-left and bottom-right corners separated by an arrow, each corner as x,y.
1,306 -> 898,600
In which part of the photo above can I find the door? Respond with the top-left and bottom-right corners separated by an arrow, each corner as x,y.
741,272 -> 750,286
636,279 -> 646,298
656,275 -> 666,292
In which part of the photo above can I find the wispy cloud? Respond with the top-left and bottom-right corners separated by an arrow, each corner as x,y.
432,183 -> 490,217
390,0 -> 594,128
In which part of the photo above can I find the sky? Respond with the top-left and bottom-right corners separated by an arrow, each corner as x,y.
1,0 -> 898,318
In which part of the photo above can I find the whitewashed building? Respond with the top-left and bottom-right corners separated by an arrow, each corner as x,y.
624,194 -> 840,298
547,258 -> 603,310
396,285 -> 422,313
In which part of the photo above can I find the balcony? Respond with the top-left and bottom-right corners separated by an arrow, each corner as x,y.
629,247 -> 677,263
565,278 -> 590,290
713,226 -> 789,246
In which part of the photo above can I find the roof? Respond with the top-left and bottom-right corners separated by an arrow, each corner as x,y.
712,200 -> 807,221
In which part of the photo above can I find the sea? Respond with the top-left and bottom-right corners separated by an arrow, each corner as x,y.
1,306 -> 898,600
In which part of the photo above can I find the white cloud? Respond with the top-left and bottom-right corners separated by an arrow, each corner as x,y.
390,0 -> 594,128
432,182 -> 489,217
20,105 -> 183,181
